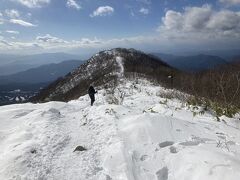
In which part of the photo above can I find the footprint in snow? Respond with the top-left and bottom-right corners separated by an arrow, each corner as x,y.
73,146 -> 87,152
169,146 -> 178,154
156,167 -> 168,180
159,141 -> 174,148
216,132 -> 225,135
82,122 -> 87,126
140,155 -> 149,161
41,108 -> 63,118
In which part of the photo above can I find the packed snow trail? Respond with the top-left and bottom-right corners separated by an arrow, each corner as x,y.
116,56 -> 124,78
0,80 -> 240,180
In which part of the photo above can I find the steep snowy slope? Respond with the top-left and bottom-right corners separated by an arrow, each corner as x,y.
0,80 -> 240,180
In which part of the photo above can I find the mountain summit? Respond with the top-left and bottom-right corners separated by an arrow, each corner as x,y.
32,48 -> 174,102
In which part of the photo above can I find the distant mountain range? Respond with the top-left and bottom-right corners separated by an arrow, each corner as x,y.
159,49 -> 240,60
0,52 -> 81,75
191,49 -> 240,60
0,60 -> 84,85
0,60 -> 84,105
152,53 -> 228,72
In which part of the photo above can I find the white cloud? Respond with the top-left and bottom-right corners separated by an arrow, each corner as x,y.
72,38 -> 102,46
0,32 -> 167,54
3,10 -> 36,28
90,6 -> 114,17
10,19 -> 37,27
0,32 -> 239,54
6,30 -> 20,34
139,7 -> 149,15
158,5 -> 240,40
14,0 -> 50,8
161,10 -> 183,30
66,0 -> 81,10
35,34 -> 102,50
219,0 -> 240,5
0,39 -> 13,47
5,9 -> 20,18
36,34 -> 67,44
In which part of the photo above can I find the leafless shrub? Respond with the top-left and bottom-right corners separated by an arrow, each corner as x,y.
117,88 -> 126,105
125,60 -> 240,117
106,95 -> 119,105
157,90 -> 189,102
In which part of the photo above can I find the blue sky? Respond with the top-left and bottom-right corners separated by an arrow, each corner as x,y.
0,0 -> 240,55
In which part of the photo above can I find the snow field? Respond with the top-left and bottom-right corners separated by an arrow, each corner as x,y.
0,80 -> 240,180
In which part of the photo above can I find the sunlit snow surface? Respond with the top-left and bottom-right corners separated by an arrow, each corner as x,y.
0,80 -> 240,180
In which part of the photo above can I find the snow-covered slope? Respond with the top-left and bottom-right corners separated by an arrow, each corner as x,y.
32,48 -> 172,102
0,80 -> 240,180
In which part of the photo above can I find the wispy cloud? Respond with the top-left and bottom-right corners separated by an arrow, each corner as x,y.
35,34 -> 102,49
10,19 -> 37,27
139,7 -> 149,15
0,39 -> 13,47
36,34 -> 67,44
5,9 -> 20,18
14,0 -> 50,8
0,31 -> 240,54
66,0 -> 81,10
6,30 -> 20,34
0,32 -> 162,53
90,6 -> 114,17
2,9 -> 36,28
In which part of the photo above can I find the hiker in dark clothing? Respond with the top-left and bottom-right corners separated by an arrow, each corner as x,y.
88,86 -> 97,106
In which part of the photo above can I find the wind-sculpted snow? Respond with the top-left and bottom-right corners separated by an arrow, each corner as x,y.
1,80 -> 240,180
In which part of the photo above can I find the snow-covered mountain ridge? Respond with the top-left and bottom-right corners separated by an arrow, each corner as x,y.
32,48 -> 173,102
0,79 -> 240,180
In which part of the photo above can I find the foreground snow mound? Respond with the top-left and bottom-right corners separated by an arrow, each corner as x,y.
0,80 -> 240,180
